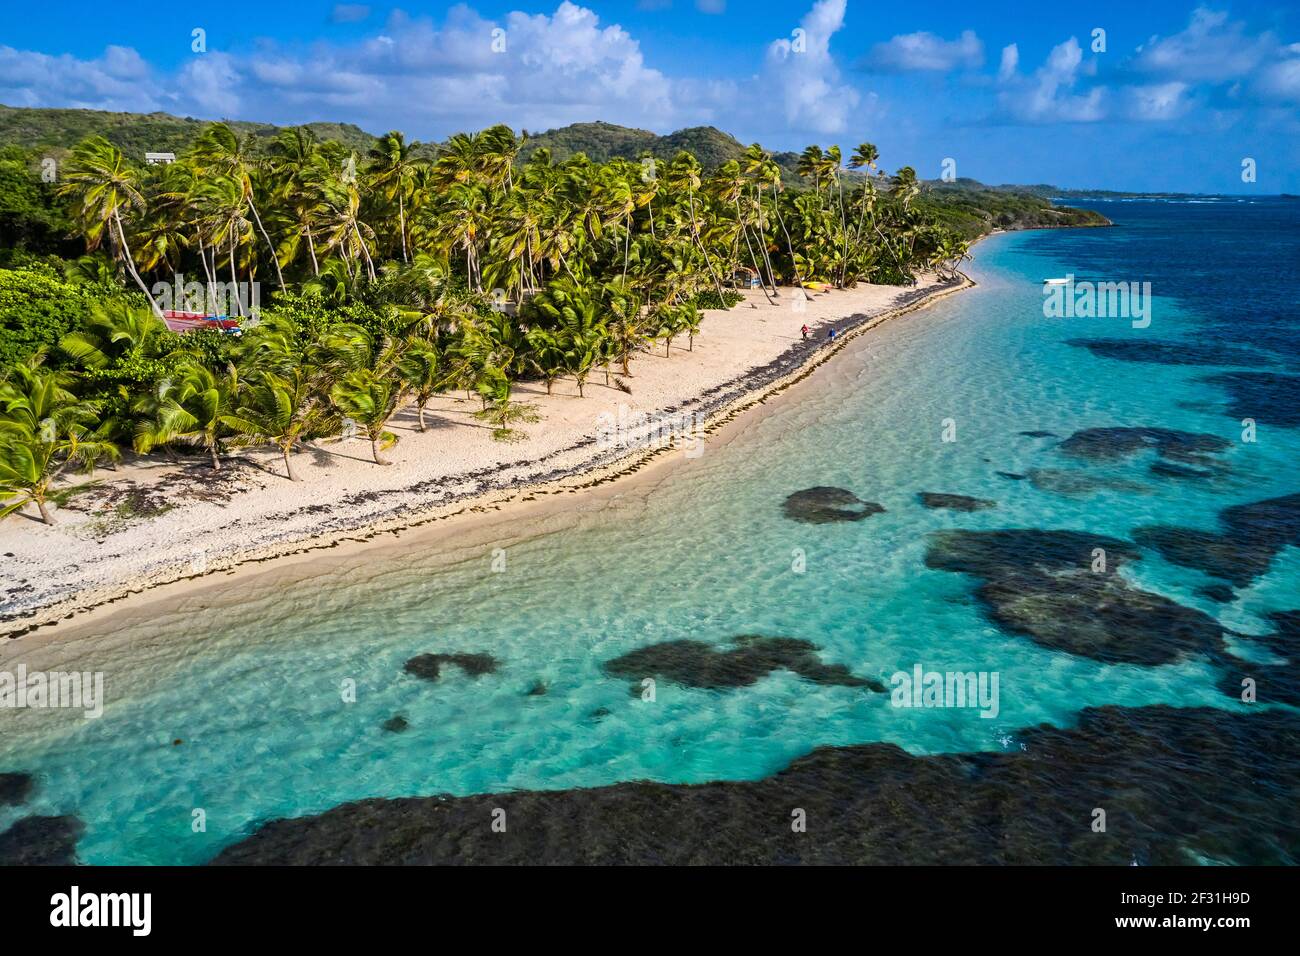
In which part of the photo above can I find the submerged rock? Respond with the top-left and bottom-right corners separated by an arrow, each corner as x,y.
0,815 -> 83,866
1196,584 -> 1236,604
1027,468 -> 1147,497
1134,493 -> 1300,588
917,492 -> 996,512
604,635 -> 885,693
403,653 -> 500,682
1218,611 -> 1300,707
782,487 -> 884,524
1057,427 -> 1231,463
210,705 -> 1300,866
1067,337 -> 1273,368
925,529 -> 1225,665
1150,461 -> 1215,480
525,680 -> 548,697
0,772 -> 33,806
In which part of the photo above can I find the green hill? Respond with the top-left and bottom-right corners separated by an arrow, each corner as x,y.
1,107 -> 810,178
520,121 -> 808,181
0,104 -> 378,161
0,105 -> 1108,240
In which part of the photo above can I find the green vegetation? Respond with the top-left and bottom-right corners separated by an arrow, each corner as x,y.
919,180 -> 1111,238
0,105 -> 1107,525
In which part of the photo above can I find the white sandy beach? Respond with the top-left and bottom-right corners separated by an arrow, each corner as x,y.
0,274 -> 969,637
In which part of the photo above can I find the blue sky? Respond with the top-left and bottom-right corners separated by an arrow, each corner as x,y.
2,1 -> 1297,192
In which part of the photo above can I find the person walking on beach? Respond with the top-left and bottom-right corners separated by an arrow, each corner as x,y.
801,324 -> 809,340
828,328 -> 837,341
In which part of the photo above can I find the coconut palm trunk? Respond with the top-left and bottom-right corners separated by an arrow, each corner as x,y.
114,211 -> 164,317
247,196 -> 285,289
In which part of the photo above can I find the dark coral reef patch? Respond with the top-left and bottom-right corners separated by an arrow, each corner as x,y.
918,492 -> 996,512
0,815 -> 83,866
1134,493 -> 1300,589
782,487 -> 884,524
1057,427 -> 1230,463
403,653 -> 500,682
211,705 -> 1300,865
0,772 -> 33,806
603,635 -> 884,693
925,529 -> 1226,665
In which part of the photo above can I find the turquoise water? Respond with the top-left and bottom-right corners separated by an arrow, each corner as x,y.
2,200 -> 1298,864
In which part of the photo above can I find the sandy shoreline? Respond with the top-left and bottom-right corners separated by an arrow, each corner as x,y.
0,272 -> 972,639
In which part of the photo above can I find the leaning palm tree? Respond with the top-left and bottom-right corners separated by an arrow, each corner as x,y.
395,338 -> 442,430
133,360 -> 239,470
220,368 -> 319,481
331,368 -> 404,465
56,137 -> 164,316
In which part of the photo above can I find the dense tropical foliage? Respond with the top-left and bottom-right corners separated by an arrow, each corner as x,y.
1,116 -> 986,523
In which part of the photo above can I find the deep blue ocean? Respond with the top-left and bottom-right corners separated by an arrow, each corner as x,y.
2,198 -> 1297,864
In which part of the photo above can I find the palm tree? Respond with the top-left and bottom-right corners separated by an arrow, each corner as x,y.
524,327 -> 566,395
331,369 -> 404,464
269,127 -> 329,277
220,368 -> 319,481
133,360 -> 239,470
59,302 -> 171,371
192,123 -> 285,289
0,359 -> 118,524
368,130 -> 423,263
472,366 -> 539,442
395,338 -> 443,429
665,153 -> 725,298
57,137 -> 165,316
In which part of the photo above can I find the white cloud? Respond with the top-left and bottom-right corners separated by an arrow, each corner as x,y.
0,44 -> 162,112
997,38 -> 1105,123
763,0 -> 861,135
0,2 -> 875,143
861,29 -> 984,73
1257,54 -> 1300,102
1125,81 -> 1191,120
1133,7 -> 1274,82
997,44 -> 1019,83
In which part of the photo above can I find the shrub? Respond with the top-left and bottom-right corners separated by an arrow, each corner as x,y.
0,267 -> 127,366
690,289 -> 744,310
